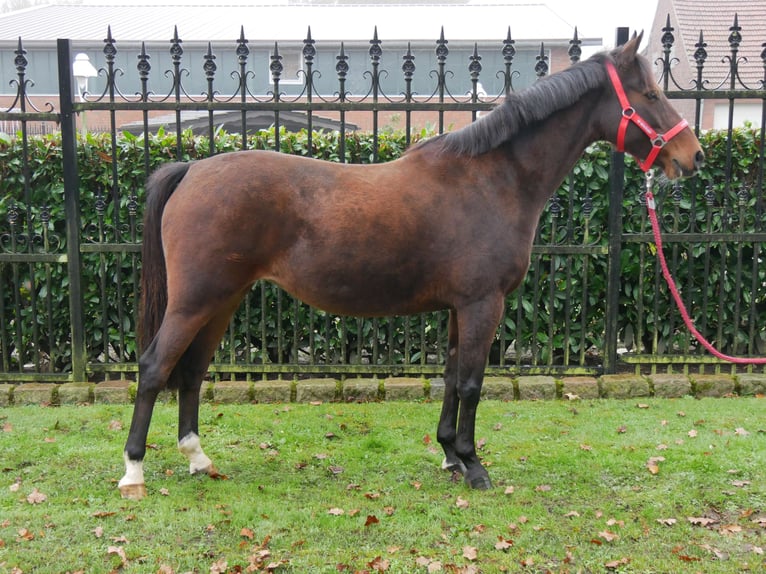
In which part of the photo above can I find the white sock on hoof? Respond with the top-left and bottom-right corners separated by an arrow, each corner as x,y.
178,433 -> 213,475
118,452 -> 145,487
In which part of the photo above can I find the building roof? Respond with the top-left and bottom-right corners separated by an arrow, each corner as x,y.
665,0 -> 766,87
0,1 -> 599,46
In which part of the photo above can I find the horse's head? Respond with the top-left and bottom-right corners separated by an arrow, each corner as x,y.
602,32 -> 704,179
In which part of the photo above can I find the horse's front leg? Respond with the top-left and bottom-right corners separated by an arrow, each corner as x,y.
437,310 -> 466,474
453,296 -> 504,490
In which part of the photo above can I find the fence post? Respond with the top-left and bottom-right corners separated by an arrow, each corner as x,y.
604,27 -> 630,375
57,39 -> 87,382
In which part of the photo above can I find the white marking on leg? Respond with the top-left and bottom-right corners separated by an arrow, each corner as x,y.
178,432 -> 213,475
118,451 -> 145,487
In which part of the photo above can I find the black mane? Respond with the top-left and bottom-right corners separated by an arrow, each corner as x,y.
418,51 -> 613,156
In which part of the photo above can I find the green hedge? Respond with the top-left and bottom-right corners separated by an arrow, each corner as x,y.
0,126 -> 764,373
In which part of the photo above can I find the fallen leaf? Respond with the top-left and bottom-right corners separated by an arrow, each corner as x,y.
604,557 -> 630,569
688,429 -> 698,438
535,484 -> 552,492
495,536 -> 513,551
328,508 -> 345,516
2,422 -> 12,432
107,545 -> 128,566
719,524 -> 742,535
26,488 -> 47,505
636,403 -> 649,409
564,511 -> 580,518
656,518 -> 677,526
616,425 -> 627,434
108,420 -> 123,431
92,526 -> 104,538
240,527 -> 255,539
646,456 -> 665,475
368,556 -> 390,571
579,444 -> 593,451
463,546 -> 478,561
731,480 -> 751,488
455,496 -> 470,509
504,486 -> 515,495
564,392 -> 580,401
159,488 -> 170,496
427,561 -> 443,573
599,530 -> 620,543
364,515 -> 379,527
17,528 -> 35,541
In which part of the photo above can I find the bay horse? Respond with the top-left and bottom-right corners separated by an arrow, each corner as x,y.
118,33 -> 703,500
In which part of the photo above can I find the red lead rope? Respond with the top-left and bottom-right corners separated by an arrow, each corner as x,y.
645,172 -> 766,363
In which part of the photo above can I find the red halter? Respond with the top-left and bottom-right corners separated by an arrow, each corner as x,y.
605,60 -> 689,172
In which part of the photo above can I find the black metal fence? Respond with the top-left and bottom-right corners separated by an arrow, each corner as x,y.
1,18 -> 765,384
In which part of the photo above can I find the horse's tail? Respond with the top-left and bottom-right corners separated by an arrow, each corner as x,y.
139,161 -> 191,353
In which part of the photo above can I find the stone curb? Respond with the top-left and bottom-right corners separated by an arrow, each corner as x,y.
1,373 -> 765,407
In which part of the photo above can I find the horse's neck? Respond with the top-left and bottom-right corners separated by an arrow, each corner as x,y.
503,94 -> 603,210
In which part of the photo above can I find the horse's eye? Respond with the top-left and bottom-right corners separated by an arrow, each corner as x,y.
646,91 -> 659,101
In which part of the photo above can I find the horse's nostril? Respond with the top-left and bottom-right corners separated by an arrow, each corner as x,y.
695,150 -> 705,167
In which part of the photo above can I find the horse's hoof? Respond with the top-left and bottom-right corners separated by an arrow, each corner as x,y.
441,457 -> 467,475
465,474 -> 493,490
119,482 -> 147,500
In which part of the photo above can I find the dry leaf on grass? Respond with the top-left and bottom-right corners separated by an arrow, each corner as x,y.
26,488 -> 46,505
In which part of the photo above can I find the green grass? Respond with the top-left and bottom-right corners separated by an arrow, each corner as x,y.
2,397 -> 766,573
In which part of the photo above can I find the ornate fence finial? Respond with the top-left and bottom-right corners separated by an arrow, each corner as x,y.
236,26 -> 249,65
303,26 -> 316,65
402,42 -> 415,81
137,42 -> 151,82
369,26 -> 382,64
568,27 -> 581,63
336,42 -> 349,81
535,42 -> 548,78
694,30 -> 708,67
436,27 -> 449,63
103,25 -> 117,64
170,26 -> 183,64
469,43 -> 482,82
661,14 -> 675,51
203,42 -> 216,82
728,13 -> 742,50
270,42 -> 283,82
502,27 -> 516,95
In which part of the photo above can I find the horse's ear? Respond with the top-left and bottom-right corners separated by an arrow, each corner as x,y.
616,30 -> 644,67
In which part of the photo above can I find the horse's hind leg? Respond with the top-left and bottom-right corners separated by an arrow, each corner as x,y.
437,310 -> 466,474
119,311 -> 209,500
176,294 -> 247,478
